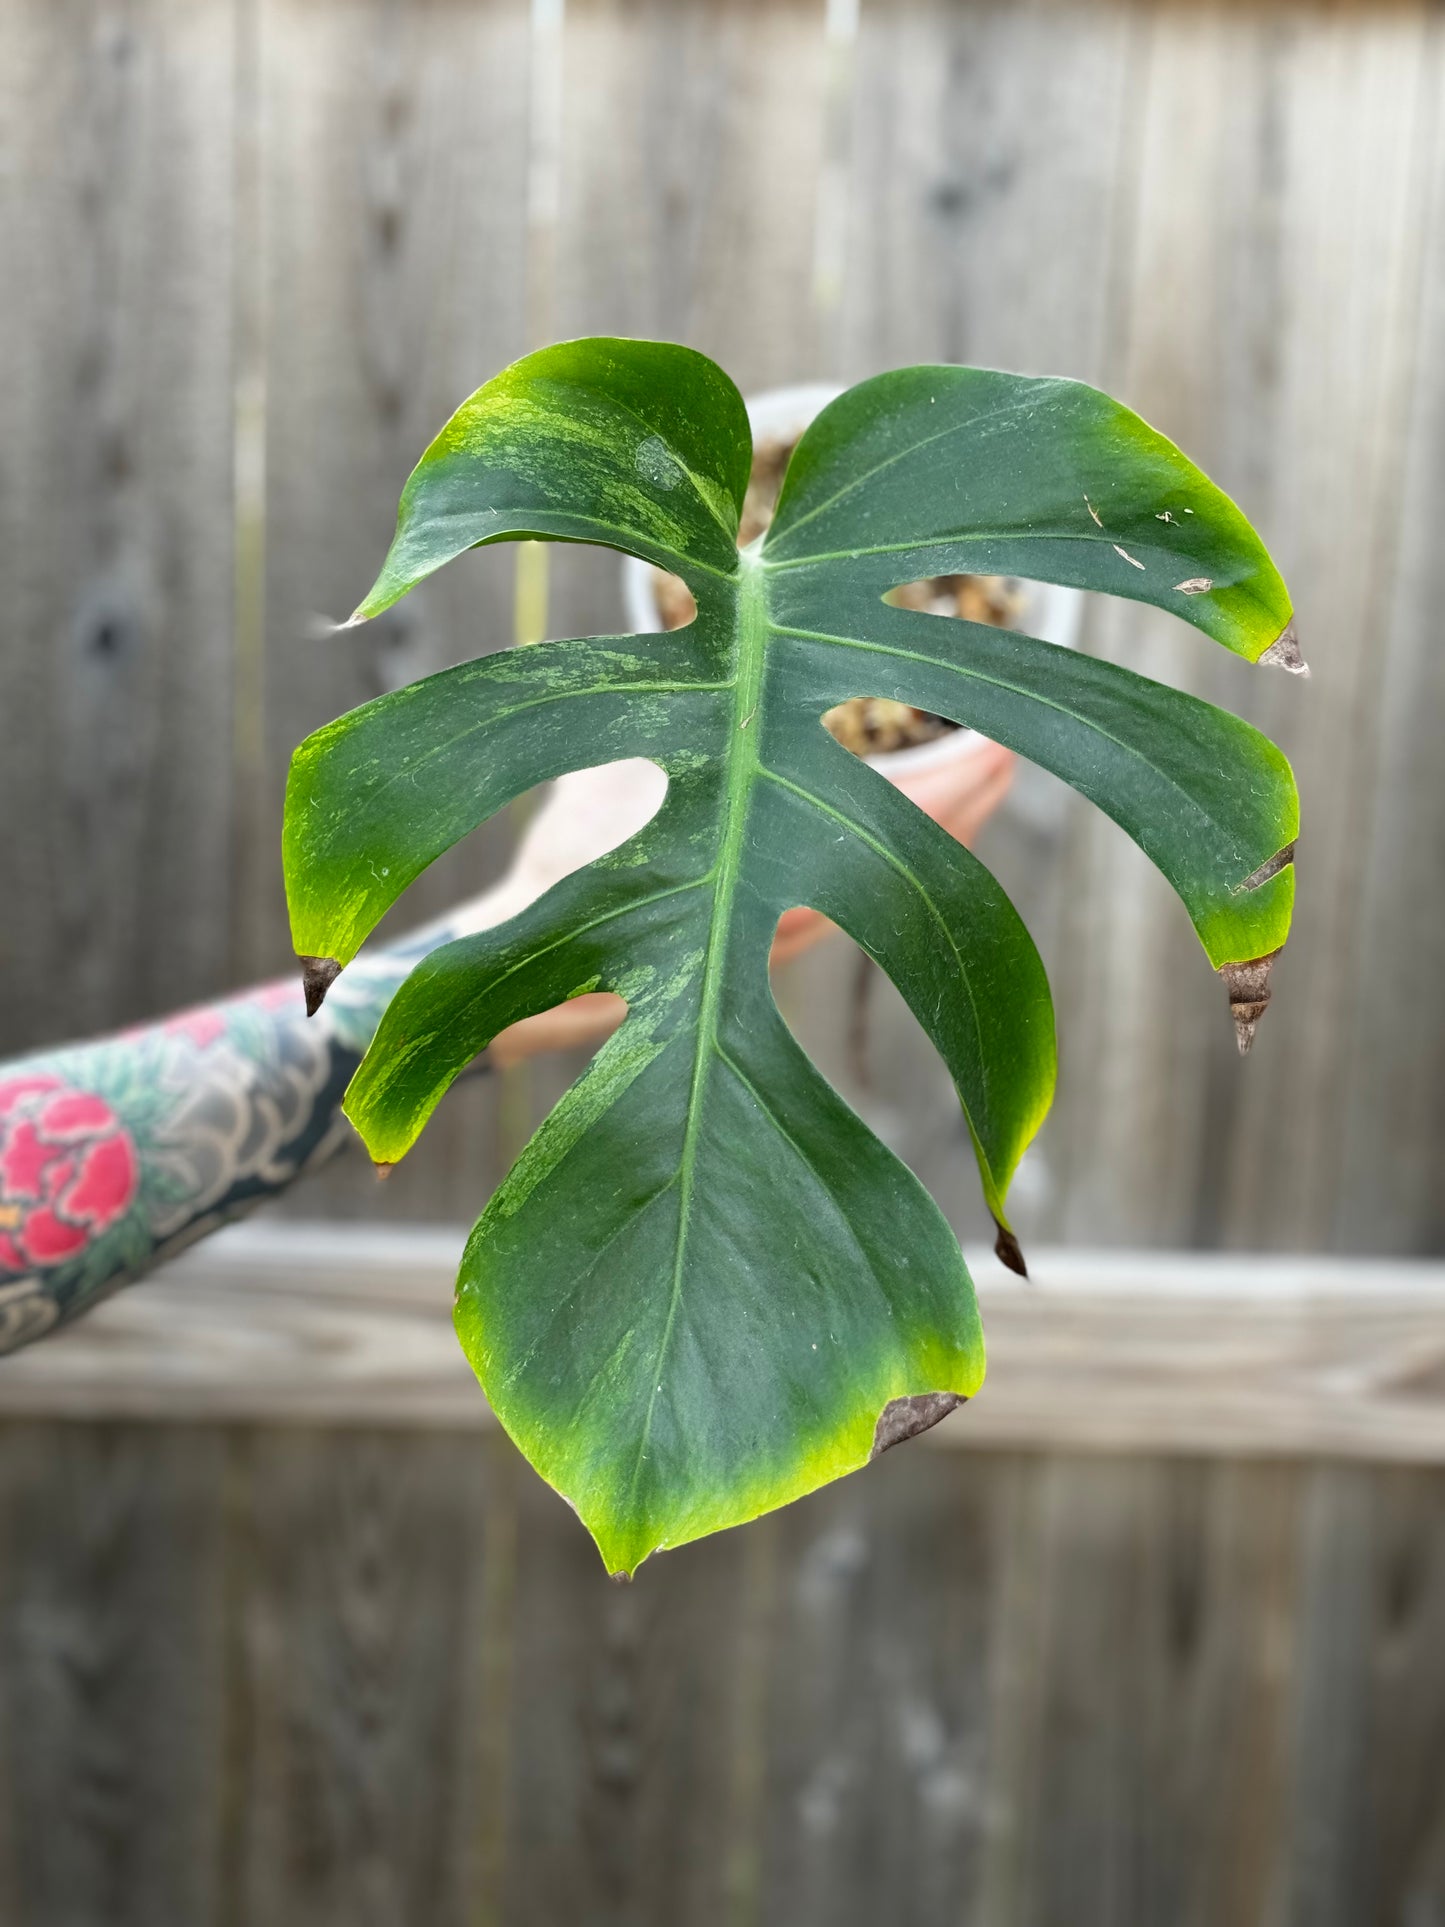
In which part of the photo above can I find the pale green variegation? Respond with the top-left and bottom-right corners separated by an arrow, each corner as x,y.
283,338 -> 1300,1575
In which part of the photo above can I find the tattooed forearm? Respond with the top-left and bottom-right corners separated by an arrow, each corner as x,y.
0,944 -> 439,1354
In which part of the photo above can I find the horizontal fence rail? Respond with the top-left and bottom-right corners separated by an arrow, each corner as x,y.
3,1224 -> 1445,1461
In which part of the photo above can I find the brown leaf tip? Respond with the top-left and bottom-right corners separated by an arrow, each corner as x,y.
1259,621 -> 1310,678
298,954 -> 341,1017
1218,947 -> 1282,1055
871,1391 -> 964,1460
373,1161 -> 395,1183
993,1220 -> 1028,1278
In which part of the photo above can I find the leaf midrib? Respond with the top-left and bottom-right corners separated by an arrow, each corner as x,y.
624,561 -> 768,1517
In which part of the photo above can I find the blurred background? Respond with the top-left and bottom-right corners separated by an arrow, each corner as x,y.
1,0 -> 1443,1922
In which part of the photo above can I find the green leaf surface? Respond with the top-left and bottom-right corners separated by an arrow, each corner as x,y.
283,338 -> 1300,1573
766,366 -> 1294,662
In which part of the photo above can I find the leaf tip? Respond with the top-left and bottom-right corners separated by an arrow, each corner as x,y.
993,1219 -> 1029,1278
1218,947 -> 1282,1054
870,1390 -> 964,1460
373,1160 -> 395,1183
1259,620 -> 1310,678
298,954 -> 341,1018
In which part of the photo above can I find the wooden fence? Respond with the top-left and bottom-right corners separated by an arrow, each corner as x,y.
3,0 -> 1443,1260
1,1228 -> 1444,1924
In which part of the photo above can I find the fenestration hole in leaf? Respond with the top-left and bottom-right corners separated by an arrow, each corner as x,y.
884,571 -> 1036,627
489,989 -> 631,1073
470,759 -> 670,932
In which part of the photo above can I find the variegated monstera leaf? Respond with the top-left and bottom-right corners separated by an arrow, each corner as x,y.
284,339 -> 1301,1575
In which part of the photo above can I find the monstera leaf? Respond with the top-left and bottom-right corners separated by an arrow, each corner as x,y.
284,338 -> 1301,1575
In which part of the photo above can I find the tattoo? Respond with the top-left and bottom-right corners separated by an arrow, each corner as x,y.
0,943 -> 449,1353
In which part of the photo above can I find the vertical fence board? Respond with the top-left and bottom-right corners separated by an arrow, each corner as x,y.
1209,3 -> 1438,1254
751,1448 -> 1001,1927
0,1421 -> 1442,1922
1280,1462 -> 1445,1927
0,1423 -> 230,1926
229,1428 -> 496,1927
553,0 -> 831,390
1335,19 -> 1445,1255
256,0 -> 533,1220
0,0 -> 240,1053
498,1466 -> 756,1927
1060,1 -> 1439,1252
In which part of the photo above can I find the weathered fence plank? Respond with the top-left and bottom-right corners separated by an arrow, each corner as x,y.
0,1407 -> 1441,1926
499,1468 -> 756,1927
0,0 -> 240,1053
752,1450 -> 999,1922
0,1423 -> 230,1926
1200,3 -> 1441,1255
255,0 -> 535,1220
1334,8 -> 1445,1255
228,1427 -> 498,1927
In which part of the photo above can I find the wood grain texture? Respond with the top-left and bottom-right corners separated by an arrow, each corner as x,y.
1278,1462 -> 1445,1927
497,1465 -> 756,1927
0,1415 -> 1441,1923
973,1455 -> 1304,1925
256,0 -> 534,1222
1055,0 -> 1441,1254
552,0 -> 831,389
751,1448 -> 999,1922
226,1427 -> 497,1927
0,1423 -> 230,1926
1334,10 -> 1445,1256
0,0 -> 240,1053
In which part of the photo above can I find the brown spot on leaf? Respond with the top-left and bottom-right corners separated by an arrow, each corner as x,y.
871,1391 -> 964,1459
299,954 -> 341,1017
1259,620 -> 1310,677
1238,842 -> 1296,893
1218,947 -> 1282,1055
993,1219 -> 1028,1277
